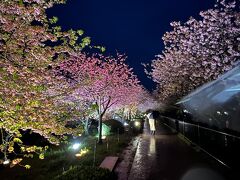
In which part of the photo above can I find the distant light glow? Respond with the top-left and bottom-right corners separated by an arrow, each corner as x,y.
224,111 -> 228,115
183,109 -> 189,113
72,143 -> 81,150
134,121 -> 140,127
124,122 -> 128,126
217,111 -> 221,115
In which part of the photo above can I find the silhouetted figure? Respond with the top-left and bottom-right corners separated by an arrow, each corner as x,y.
147,111 -> 156,135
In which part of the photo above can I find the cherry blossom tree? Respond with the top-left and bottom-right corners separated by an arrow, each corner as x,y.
148,0 -> 240,103
58,53 -> 145,143
0,0 -> 92,167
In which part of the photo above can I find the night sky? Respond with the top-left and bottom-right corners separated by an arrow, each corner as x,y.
47,0 -> 216,91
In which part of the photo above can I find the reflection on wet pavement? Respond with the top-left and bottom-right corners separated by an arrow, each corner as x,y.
114,136 -> 140,180
128,119 -> 228,180
149,137 -> 156,155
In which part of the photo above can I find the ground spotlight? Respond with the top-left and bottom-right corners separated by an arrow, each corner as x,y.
72,143 -> 81,150
3,159 -> 10,165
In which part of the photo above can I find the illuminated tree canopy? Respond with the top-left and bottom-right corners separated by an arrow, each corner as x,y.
148,0 -> 240,103
0,0 -> 92,167
0,0 -> 146,167
57,53 -> 145,143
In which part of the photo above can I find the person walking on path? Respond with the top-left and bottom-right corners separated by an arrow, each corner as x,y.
146,111 -> 156,135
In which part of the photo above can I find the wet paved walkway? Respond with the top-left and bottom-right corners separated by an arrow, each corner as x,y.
128,120 -> 231,180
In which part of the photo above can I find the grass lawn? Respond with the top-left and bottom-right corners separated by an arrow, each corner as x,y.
0,133 -> 134,180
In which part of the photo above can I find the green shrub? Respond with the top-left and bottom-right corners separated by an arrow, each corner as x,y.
55,165 -> 116,180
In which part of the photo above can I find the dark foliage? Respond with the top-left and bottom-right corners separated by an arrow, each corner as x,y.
104,119 -> 124,134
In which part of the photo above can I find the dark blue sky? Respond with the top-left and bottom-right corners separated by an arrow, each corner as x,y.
47,0 -> 216,91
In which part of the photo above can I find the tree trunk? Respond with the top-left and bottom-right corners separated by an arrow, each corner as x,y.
97,96 -> 103,144
97,96 -> 111,144
84,118 -> 89,135
98,114 -> 103,144
129,110 -> 132,121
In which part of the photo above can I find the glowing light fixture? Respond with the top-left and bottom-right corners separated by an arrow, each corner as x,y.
72,143 -> 81,150
224,111 -> 228,115
75,148 -> 89,158
3,159 -> 10,165
75,154 -> 81,158
134,121 -> 140,127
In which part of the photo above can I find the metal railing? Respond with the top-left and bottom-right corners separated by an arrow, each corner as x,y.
161,115 -> 240,170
